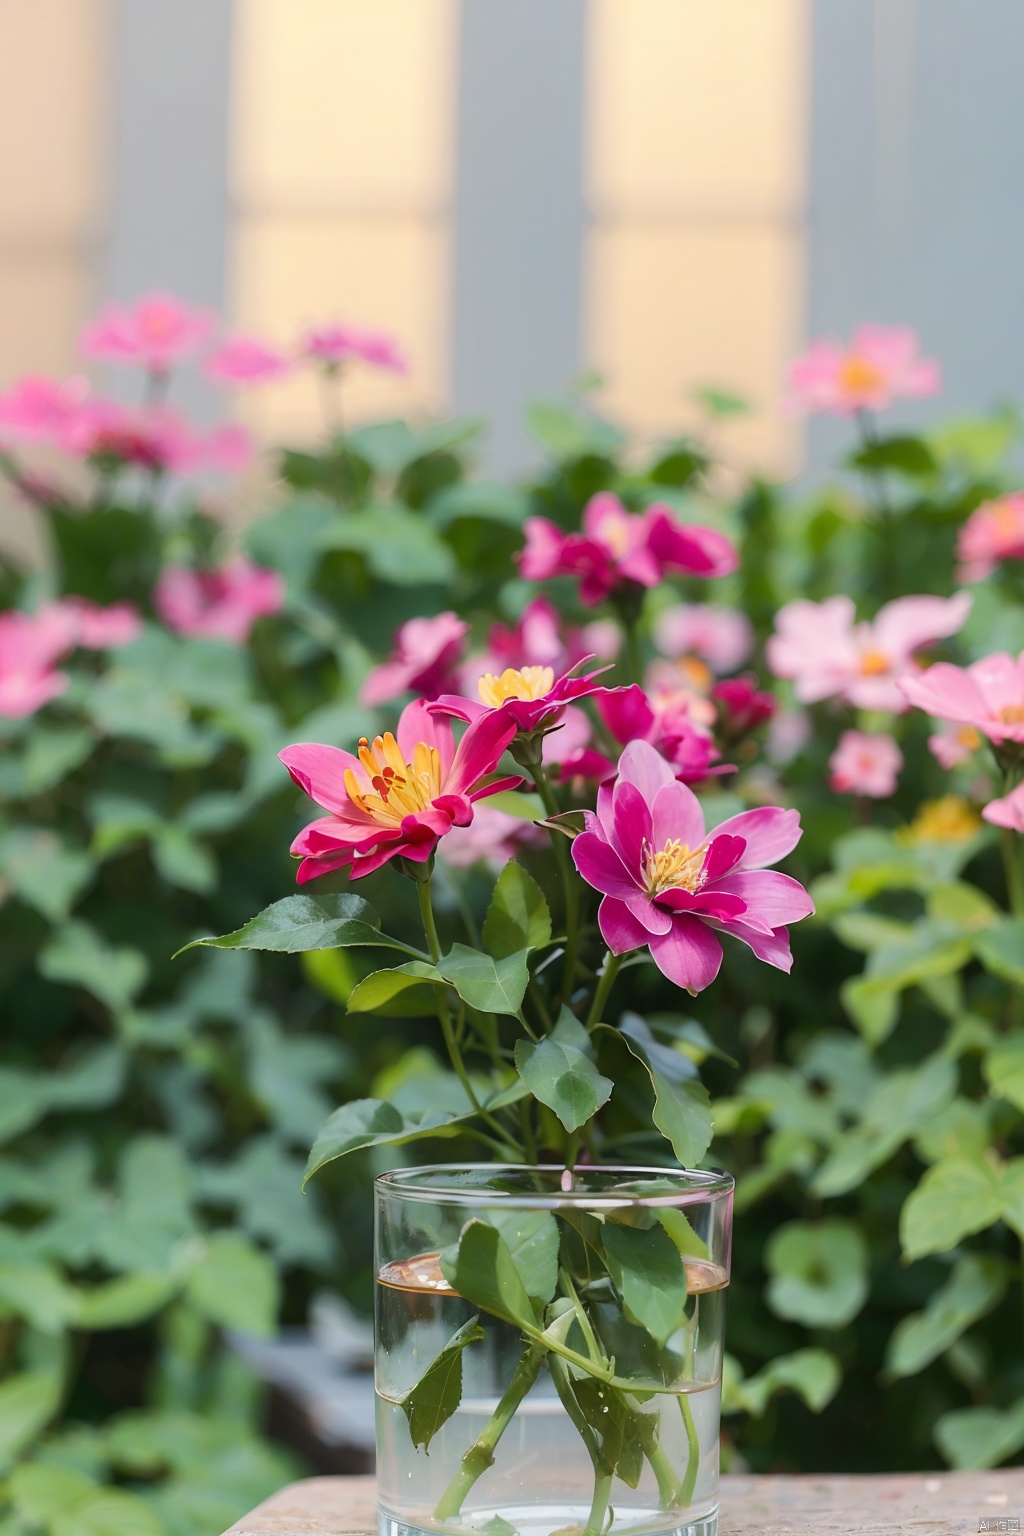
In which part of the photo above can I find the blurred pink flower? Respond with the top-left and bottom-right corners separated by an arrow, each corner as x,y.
203,334 -> 291,386
713,675 -> 776,739
0,375 -> 90,446
982,783 -> 1024,832
928,721 -> 983,770
433,659 -> 614,738
62,400 -> 251,477
543,703 -> 616,785
154,556 -> 284,644
766,708 -> 812,767
956,493 -> 1024,583
204,423 -> 254,475
360,612 -> 469,706
767,592 -> 972,712
519,492 -> 737,607
437,803 -> 546,871
571,739 -> 811,992
301,323 -> 407,374
786,325 -> 940,415
596,683 -> 724,784
899,651 -> 1024,748
458,598 -> 620,699
58,598 -> 143,650
0,609 -> 75,718
652,603 -> 754,673
829,730 -> 903,798
81,293 -> 215,373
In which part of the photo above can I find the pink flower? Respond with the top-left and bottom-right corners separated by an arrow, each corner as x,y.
457,599 -> 619,699
154,557 -> 284,644
713,675 -> 776,739
0,609 -> 76,718
519,492 -> 737,608
432,659 -> 614,739
360,613 -> 469,706
956,493 -> 1024,583
0,375 -> 90,446
899,652 -> 1024,748
786,325 -> 940,415
438,804 -> 546,871
203,423 -> 254,475
61,400 -> 252,478
48,598 -> 142,650
766,592 -> 972,713
279,700 -> 522,881
571,739 -> 812,993
928,720 -> 983,770
595,684 -> 725,785
203,334 -> 291,386
81,293 -> 216,373
652,603 -> 754,673
301,323 -> 407,374
543,704 -> 616,786
828,730 -> 903,797
766,708 -> 812,767
982,784 -> 1024,832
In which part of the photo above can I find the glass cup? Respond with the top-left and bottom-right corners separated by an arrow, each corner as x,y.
375,1165 -> 734,1536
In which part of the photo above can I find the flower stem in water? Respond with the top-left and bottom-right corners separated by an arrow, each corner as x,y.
432,1345 -> 546,1521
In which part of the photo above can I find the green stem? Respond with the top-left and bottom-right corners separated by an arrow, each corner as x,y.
586,950 -> 625,1029
676,1392 -> 701,1507
648,1436 -> 681,1509
432,1345 -> 545,1520
558,1268 -> 602,1366
623,616 -> 643,687
547,1356 -> 609,1535
584,1472 -> 613,1536
532,760 -> 581,1008
1000,827 -> 1024,919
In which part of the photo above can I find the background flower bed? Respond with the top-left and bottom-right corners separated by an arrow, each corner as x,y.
1,302 -> 1023,1533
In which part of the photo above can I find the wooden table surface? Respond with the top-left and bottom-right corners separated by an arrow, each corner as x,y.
224,1469 -> 1024,1535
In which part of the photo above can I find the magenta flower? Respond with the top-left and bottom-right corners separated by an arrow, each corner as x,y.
360,612 -> 469,707
81,293 -> 215,374
0,375 -> 90,446
457,599 -> 620,699
982,784 -> 1024,833
571,740 -> 811,993
154,557 -> 284,645
652,602 -> 754,673
828,730 -> 903,798
61,399 -> 252,477
767,592 -> 972,713
595,683 -> 724,784
786,325 -> 940,416
542,704 -> 616,786
713,675 -> 776,739
203,334 -> 291,386
301,323 -> 407,374
432,658 -> 614,738
956,493 -> 1024,583
899,651 -> 1024,748
0,609 -> 76,718
519,492 -> 737,608
279,700 -> 521,881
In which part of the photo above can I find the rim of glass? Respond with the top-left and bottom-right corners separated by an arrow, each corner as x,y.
376,1163 -> 734,1210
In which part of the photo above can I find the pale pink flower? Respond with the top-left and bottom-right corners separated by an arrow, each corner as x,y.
542,703 -> 615,785
899,652 -> 1024,747
81,293 -> 216,373
595,683 -> 724,785
652,603 -> 754,673
786,325 -> 940,415
438,804 -> 546,871
956,493 -> 1024,583
766,592 -> 972,713
301,323 -> 407,374
61,400 -> 251,478
457,598 -> 616,698
58,598 -> 143,650
203,334 -> 291,386
154,557 -> 284,644
203,423 -> 254,475
0,609 -> 75,718
360,613 -> 469,706
766,708 -> 812,767
928,720 -> 983,770
982,783 -> 1024,832
829,730 -> 903,798
0,375 -> 90,446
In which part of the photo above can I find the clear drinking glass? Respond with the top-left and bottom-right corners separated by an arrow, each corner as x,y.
375,1165 -> 734,1536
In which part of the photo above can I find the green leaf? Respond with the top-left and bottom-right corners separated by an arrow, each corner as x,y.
21,724 -> 95,793
0,828 -> 93,921
186,1233 -> 279,1337
489,1210 -> 560,1305
74,1273 -> 180,1330
765,1219 -> 868,1329
616,1014 -> 712,1165
52,1488 -> 164,1536
0,1370 -> 62,1470
177,893 -> 417,957
152,826 -> 217,894
438,944 -> 529,1016
9,1463 -> 96,1522
319,504 -> 457,585
900,1157 -> 1002,1261
439,1220 -> 537,1328
984,1033 -> 1024,1113
572,1377 -> 657,1488
885,1255 -> 1008,1380
603,1221 -> 688,1347
39,922 -> 148,1013
483,861 -> 552,959
722,1348 -> 840,1418
813,1054 -> 957,1197
304,1096 -> 486,1185
847,434 -> 937,478
347,962 -> 443,1016
975,916 -> 1024,988
0,1261 -> 78,1332
514,1032 -> 612,1134
934,1397 -> 1024,1470
399,1315 -> 484,1451
525,399 -> 626,460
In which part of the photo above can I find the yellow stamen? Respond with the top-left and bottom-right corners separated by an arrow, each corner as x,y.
644,837 -> 706,897
956,726 -> 981,750
898,795 -> 982,845
343,733 -> 443,826
999,704 -> 1024,725
478,665 -> 555,708
838,353 -> 885,396
858,648 -> 890,676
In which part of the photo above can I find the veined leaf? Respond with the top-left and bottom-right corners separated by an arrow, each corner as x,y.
177,893 -> 425,958
483,861 -> 552,959
603,1221 -> 688,1347
514,1033 -> 612,1134
439,1220 -> 538,1328
399,1316 -> 484,1451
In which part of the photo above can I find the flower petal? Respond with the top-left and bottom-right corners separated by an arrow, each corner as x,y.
710,805 -> 802,868
445,709 -> 518,795
598,896 -> 651,954
397,698 -> 455,771
279,743 -> 367,815
610,779 -> 653,873
616,738 -> 677,802
649,916 -> 723,994
709,870 -> 815,927
650,779 -> 706,852
571,831 -> 640,898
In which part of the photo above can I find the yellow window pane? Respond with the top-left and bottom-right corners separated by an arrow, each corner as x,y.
0,254 -> 91,385
587,0 -> 808,216
586,223 -> 803,476
231,215 -> 449,442
231,0 -> 456,213
0,0 -> 106,240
